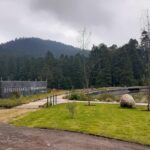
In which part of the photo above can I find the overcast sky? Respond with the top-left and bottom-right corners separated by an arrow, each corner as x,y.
0,0 -> 149,48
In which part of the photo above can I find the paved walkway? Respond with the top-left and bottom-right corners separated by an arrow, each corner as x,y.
15,94 -> 148,109
0,123 -> 149,150
15,95 -> 68,109
74,101 -> 148,106
15,99 -> 48,109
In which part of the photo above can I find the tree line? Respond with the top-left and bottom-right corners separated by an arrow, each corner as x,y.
0,39 -> 148,89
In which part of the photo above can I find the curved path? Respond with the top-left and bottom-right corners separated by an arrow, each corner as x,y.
15,94 -> 147,109
15,95 -> 68,109
0,123 -> 149,150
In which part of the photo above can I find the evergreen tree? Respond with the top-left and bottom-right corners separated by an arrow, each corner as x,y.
89,44 -> 112,87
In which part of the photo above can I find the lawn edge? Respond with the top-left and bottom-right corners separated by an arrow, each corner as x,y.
11,123 -> 150,147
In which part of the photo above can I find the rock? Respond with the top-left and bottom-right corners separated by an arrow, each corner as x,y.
120,94 -> 136,108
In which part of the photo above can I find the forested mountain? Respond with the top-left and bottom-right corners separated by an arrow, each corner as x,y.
0,38 -> 88,57
0,39 -> 147,89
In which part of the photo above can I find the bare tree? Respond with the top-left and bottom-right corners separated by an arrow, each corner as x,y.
77,27 -> 92,106
141,10 -> 150,111
78,27 -> 91,89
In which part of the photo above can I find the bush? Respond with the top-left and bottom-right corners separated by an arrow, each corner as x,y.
78,93 -> 89,101
69,92 -> 80,100
0,91 -> 63,108
131,93 -> 147,103
96,94 -> 119,102
11,91 -> 21,99
67,92 -> 93,101
0,99 -> 21,108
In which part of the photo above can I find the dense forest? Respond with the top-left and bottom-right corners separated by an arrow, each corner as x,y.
0,38 -> 148,89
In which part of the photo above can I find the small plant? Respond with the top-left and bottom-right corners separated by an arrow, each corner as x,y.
86,94 -> 92,106
0,90 -> 64,108
66,91 -> 93,101
131,92 -> 147,103
78,93 -> 90,101
96,94 -> 118,102
66,102 -> 77,118
69,92 -> 80,100
11,91 -> 21,99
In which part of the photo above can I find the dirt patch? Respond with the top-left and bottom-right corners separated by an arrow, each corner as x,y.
0,109 -> 36,123
0,123 -> 149,150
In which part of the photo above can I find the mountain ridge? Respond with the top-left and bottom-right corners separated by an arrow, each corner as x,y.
0,37 -> 89,57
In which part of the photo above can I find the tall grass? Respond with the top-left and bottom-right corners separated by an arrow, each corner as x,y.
95,94 -> 120,102
0,90 -> 64,108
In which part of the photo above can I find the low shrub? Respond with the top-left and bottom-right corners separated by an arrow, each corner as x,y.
11,91 -> 21,99
67,92 -> 93,101
0,90 -> 64,108
96,94 -> 119,102
69,92 -> 80,100
0,99 -> 21,108
131,93 -> 147,103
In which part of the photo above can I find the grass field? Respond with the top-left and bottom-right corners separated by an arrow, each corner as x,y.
0,90 -> 64,108
0,109 -> 36,123
13,103 -> 150,145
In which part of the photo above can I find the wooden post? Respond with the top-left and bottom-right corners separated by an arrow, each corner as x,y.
56,95 -> 57,105
53,95 -> 55,105
50,96 -> 52,106
47,97 -> 49,108
53,95 -> 54,105
54,95 -> 56,105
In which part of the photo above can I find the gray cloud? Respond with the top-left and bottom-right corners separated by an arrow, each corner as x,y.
0,0 -> 150,47
31,0 -> 116,29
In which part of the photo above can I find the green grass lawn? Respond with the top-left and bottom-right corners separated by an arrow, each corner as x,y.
13,103 -> 150,145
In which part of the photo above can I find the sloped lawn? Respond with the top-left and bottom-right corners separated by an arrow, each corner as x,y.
13,103 -> 150,145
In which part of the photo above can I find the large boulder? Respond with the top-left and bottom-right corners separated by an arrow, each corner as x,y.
120,94 -> 136,108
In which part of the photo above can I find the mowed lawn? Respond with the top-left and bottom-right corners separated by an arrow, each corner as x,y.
13,103 -> 150,145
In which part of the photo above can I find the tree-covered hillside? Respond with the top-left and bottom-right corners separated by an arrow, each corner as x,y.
0,39 -> 147,89
0,38 -> 88,57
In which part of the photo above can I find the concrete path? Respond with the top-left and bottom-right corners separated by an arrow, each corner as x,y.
15,94 -> 148,109
74,100 -> 148,106
15,95 -> 68,109
15,98 -> 48,109
0,123 -> 149,150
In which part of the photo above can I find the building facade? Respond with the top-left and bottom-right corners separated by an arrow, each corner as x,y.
0,81 -> 47,98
